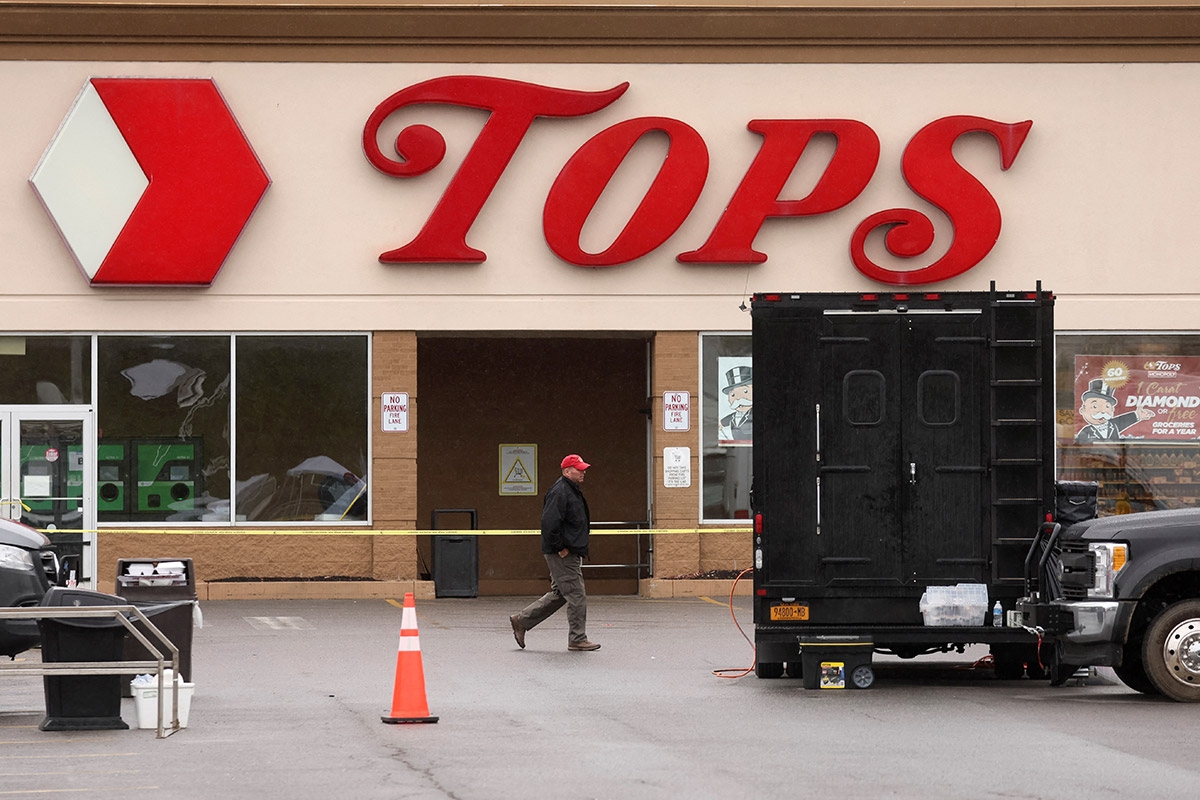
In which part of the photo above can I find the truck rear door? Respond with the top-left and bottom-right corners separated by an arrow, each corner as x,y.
817,309 -> 985,586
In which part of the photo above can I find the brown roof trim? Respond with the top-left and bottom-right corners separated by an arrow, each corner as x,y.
4,4 -> 1200,62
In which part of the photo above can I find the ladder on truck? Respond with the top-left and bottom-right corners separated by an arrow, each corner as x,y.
987,281 -> 1055,587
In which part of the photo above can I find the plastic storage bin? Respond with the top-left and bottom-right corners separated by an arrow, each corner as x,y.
131,670 -> 194,729
919,583 -> 989,627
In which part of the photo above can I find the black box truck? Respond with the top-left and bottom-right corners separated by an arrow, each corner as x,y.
750,286 -> 1055,686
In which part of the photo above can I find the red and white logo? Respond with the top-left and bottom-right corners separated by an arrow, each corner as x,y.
31,78 -> 270,286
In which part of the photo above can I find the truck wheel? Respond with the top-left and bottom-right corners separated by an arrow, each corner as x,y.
1142,599 -> 1200,702
785,661 -> 803,679
755,661 -> 784,679
1113,657 -> 1160,696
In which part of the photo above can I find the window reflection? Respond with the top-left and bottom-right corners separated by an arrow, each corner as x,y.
98,336 -> 231,522
0,336 -> 91,404
236,336 -> 368,522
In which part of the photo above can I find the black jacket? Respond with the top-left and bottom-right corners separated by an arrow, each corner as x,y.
541,476 -> 590,557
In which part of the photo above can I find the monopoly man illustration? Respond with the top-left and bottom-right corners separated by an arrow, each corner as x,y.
1075,377 -> 1155,443
717,361 -> 753,445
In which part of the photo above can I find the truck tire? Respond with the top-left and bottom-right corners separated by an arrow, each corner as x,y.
785,661 -> 803,679
1142,599 -> 1200,702
755,661 -> 784,679
1113,658 -> 1160,696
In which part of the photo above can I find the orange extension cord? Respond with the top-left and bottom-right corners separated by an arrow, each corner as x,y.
712,568 -> 757,679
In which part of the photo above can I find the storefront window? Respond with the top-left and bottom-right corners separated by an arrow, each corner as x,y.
235,335 -> 368,522
1057,333 -> 1200,516
701,333 -> 752,522
97,336 -> 230,522
0,336 -> 91,404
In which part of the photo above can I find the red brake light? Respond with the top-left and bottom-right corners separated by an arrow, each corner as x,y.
754,513 -> 763,535
756,588 -> 767,597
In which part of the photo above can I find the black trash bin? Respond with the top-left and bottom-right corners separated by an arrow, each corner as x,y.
116,559 -> 197,696
431,510 -> 478,598
37,586 -> 130,732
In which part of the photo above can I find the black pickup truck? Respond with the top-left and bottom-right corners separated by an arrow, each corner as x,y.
1020,504 -> 1200,702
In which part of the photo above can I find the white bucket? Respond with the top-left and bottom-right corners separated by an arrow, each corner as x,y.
131,674 -> 194,729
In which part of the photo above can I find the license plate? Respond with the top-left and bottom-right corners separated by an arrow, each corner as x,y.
770,603 -> 809,621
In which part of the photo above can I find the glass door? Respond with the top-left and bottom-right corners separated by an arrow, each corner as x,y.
0,407 -> 96,588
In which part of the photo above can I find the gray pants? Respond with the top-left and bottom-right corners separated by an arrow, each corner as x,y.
514,553 -> 588,644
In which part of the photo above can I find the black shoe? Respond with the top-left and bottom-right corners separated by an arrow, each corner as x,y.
509,615 -> 526,649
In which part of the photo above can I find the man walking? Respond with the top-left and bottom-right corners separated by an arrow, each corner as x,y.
509,454 -> 601,651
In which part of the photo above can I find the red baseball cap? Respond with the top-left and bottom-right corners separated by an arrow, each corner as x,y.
561,454 -> 591,471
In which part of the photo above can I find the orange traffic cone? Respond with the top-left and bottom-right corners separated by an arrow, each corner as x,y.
381,592 -> 439,724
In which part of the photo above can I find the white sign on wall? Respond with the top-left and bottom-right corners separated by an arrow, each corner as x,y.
381,392 -> 409,432
500,444 -> 538,495
664,446 -> 691,488
663,391 -> 691,431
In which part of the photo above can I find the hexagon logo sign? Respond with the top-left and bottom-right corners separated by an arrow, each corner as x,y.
31,78 -> 270,286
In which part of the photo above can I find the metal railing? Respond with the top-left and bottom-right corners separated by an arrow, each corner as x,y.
0,605 -> 181,738
584,521 -> 653,577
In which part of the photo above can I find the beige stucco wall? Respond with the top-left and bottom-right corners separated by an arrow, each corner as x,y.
2,62 -> 1200,334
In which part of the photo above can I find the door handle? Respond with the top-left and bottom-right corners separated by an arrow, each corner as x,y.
909,462 -> 917,485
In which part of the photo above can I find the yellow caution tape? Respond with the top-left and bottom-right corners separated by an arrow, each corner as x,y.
38,527 -> 749,537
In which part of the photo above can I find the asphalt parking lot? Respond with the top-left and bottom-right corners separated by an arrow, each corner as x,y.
2,594 -> 1200,799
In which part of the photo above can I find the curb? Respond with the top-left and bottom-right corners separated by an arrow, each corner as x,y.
198,580 -> 436,601
637,578 -> 751,598
194,579 -> 747,601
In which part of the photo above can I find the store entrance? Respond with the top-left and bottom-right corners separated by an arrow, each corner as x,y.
417,336 -> 651,595
0,407 -> 97,587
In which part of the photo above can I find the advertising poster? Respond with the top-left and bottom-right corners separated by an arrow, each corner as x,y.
1073,356 -> 1200,442
716,356 -> 753,446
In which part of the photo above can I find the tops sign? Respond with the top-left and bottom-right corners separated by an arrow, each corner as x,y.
363,76 -> 1032,286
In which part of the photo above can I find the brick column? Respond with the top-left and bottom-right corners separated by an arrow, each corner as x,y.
372,332 -> 418,580
650,331 -> 701,577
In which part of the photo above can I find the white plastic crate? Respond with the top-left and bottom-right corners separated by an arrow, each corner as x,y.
131,671 -> 194,729
919,583 -> 989,627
